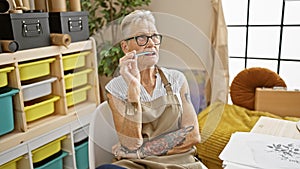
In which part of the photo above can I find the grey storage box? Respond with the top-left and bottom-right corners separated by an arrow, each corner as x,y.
0,12 -> 51,50
48,12 -> 89,42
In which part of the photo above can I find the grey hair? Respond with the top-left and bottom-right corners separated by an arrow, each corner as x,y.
121,10 -> 156,39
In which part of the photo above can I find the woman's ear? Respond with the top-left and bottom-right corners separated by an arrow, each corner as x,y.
120,41 -> 129,53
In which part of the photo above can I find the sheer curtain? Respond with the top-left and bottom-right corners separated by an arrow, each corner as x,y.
208,0 -> 229,104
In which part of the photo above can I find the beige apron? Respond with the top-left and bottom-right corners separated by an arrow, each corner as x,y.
113,67 -> 204,169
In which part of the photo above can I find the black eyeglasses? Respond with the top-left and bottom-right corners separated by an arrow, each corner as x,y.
125,34 -> 163,46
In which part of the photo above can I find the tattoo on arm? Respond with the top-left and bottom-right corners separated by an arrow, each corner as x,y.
139,126 -> 194,157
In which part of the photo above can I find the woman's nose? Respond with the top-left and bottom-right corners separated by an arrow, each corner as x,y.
146,37 -> 155,47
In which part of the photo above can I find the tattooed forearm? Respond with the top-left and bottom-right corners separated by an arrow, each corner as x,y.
139,126 -> 194,158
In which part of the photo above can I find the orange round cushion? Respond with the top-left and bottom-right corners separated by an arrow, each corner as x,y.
230,67 -> 286,110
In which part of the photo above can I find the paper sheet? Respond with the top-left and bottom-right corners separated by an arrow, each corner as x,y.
219,132 -> 300,169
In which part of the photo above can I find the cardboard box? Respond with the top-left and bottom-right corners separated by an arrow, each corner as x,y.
255,88 -> 300,117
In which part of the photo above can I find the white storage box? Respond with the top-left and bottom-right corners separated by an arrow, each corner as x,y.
73,125 -> 89,143
21,77 -> 57,101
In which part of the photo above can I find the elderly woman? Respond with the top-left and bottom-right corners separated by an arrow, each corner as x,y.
97,10 -> 206,169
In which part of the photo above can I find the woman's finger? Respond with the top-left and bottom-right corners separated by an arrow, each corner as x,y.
120,50 -> 136,62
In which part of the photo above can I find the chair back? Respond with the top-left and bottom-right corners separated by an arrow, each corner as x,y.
88,101 -> 118,168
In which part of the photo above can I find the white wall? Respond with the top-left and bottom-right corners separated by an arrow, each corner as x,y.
146,0 -> 213,70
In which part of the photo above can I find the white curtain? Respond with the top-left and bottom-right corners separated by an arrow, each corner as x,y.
207,0 -> 229,104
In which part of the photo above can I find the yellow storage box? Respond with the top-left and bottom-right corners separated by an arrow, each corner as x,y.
24,96 -> 60,122
66,85 -> 91,107
0,156 -> 22,169
62,51 -> 90,71
32,136 -> 66,163
0,67 -> 14,88
64,69 -> 92,90
18,58 -> 55,81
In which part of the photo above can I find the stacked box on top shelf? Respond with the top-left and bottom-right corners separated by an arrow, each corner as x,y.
48,12 -> 89,42
62,51 -> 92,107
18,57 -> 60,123
0,12 -> 51,51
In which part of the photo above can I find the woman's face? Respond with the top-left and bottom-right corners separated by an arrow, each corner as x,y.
123,20 -> 160,69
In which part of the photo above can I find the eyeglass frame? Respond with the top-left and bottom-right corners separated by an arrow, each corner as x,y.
124,34 -> 163,46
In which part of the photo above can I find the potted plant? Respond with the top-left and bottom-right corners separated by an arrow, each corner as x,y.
82,0 -> 151,100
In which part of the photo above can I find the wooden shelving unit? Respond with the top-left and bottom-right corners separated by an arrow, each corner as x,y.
0,38 -> 100,168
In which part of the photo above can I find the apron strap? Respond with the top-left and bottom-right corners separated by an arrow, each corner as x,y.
156,65 -> 173,95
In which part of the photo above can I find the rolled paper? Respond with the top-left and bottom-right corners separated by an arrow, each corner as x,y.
9,9 -> 23,13
22,0 -> 30,9
15,0 -> 23,7
15,0 -> 28,10
48,0 -> 66,12
0,40 -> 19,52
50,33 -> 71,47
0,0 -> 10,13
69,0 -> 81,11
10,0 -> 28,11
10,0 -> 17,9
34,0 -> 47,12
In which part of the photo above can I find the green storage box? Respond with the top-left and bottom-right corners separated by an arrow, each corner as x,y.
75,141 -> 89,169
0,87 -> 19,136
34,151 -> 67,169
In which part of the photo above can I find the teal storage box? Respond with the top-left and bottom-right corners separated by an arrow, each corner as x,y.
0,87 -> 19,136
75,141 -> 89,169
35,151 -> 67,169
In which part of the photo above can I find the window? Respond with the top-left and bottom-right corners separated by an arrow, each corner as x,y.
222,0 -> 300,89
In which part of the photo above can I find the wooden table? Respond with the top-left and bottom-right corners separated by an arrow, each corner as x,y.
251,116 -> 300,139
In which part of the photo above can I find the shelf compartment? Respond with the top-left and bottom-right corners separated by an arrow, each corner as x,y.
66,85 -> 91,107
0,87 -> 19,136
0,156 -> 22,169
0,67 -> 14,88
64,69 -> 92,90
24,95 -> 60,122
34,151 -> 67,169
18,58 -> 56,81
32,136 -> 66,164
75,141 -> 89,169
73,125 -> 89,144
62,51 -> 90,71
21,77 -> 57,102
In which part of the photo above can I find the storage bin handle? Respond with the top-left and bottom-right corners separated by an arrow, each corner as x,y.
68,18 -> 83,32
22,20 -> 43,37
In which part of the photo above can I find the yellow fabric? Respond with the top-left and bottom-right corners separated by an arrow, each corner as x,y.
195,102 -> 299,169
